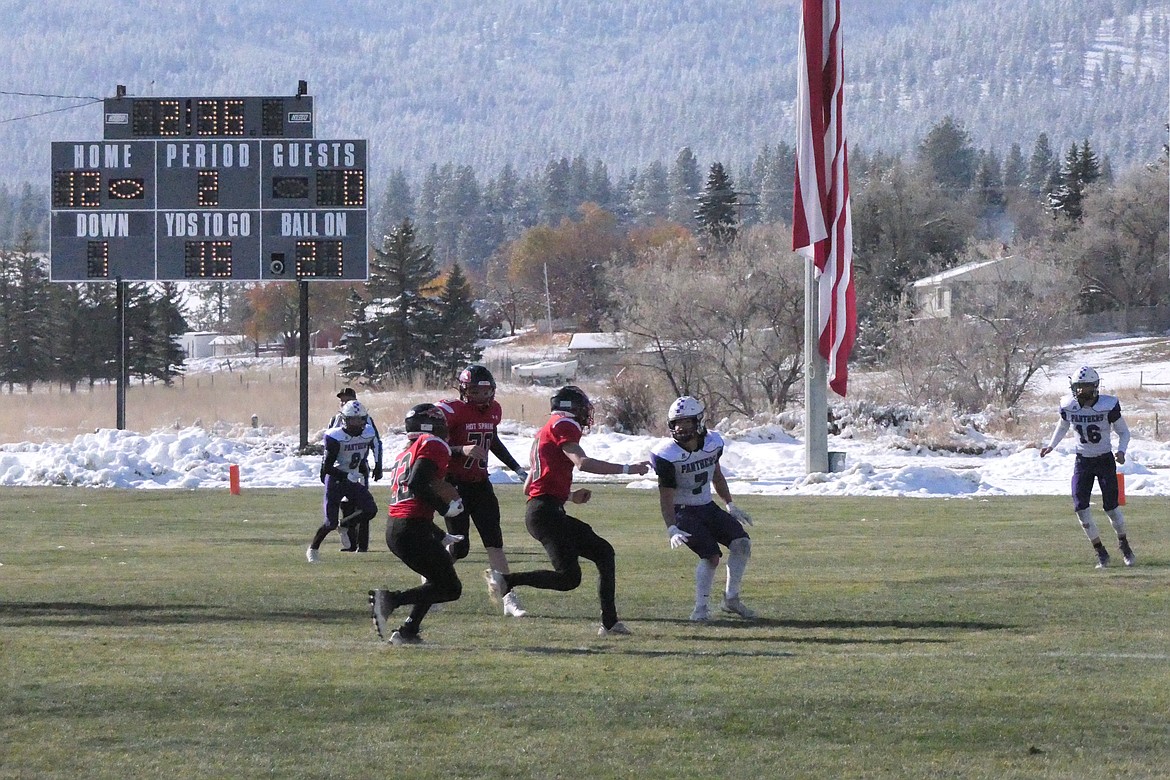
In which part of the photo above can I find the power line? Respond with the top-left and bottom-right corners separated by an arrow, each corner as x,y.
0,100 -> 102,125
0,89 -> 105,125
0,89 -> 103,100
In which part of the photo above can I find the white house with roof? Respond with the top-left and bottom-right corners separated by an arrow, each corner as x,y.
567,331 -> 629,371
908,255 -> 1058,320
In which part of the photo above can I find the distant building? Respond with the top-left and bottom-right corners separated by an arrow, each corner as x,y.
567,332 -> 629,372
209,334 -> 248,357
907,255 -> 1058,320
181,331 -> 220,360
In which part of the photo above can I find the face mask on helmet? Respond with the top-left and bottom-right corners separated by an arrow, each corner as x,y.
1072,382 -> 1099,405
551,386 -> 594,427
405,403 -> 449,440
458,364 -> 496,408
1070,366 -> 1100,406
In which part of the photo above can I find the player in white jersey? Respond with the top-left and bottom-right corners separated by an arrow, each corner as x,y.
306,400 -> 380,563
1040,366 -> 1135,568
329,387 -> 383,552
649,396 -> 755,621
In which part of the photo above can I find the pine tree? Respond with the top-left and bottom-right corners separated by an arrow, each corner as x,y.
432,262 -> 483,380
918,116 -> 976,192
361,219 -> 442,385
695,162 -> 739,247
47,282 -> 88,391
80,284 -> 119,388
632,160 -> 669,221
542,157 -> 573,224
338,289 -> 377,382
375,168 -> 414,241
152,282 -> 188,385
1003,143 -> 1027,189
1027,132 -> 1056,195
667,147 -> 702,226
1077,139 -> 1101,185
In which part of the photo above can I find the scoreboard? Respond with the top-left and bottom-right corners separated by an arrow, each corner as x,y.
49,95 -> 368,281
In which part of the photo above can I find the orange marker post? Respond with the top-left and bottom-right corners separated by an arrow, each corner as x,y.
229,464 -> 241,495
1116,472 -> 1125,506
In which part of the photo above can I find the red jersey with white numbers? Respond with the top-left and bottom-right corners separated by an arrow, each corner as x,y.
388,433 -> 452,520
437,398 -> 502,483
526,413 -> 582,503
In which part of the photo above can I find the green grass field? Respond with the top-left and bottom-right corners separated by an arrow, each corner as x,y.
1,488 -> 1166,779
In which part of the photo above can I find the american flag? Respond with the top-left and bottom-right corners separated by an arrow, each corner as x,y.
792,0 -> 856,397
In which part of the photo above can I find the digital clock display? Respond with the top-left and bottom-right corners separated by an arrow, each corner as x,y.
105,96 -> 314,139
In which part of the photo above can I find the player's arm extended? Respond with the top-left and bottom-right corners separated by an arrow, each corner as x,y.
562,441 -> 648,475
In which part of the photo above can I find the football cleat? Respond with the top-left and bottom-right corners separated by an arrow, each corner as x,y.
389,630 -> 423,646
305,547 -> 320,563
369,589 -> 399,640
1119,540 -> 1135,567
1095,549 -> 1111,569
503,591 -> 528,618
720,596 -> 756,619
689,604 -> 710,622
598,621 -> 632,637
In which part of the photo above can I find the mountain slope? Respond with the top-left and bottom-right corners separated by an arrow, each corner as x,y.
1,0 -> 1165,188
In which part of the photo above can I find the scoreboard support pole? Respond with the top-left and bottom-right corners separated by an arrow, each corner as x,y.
299,281 -> 310,453
116,278 -> 127,430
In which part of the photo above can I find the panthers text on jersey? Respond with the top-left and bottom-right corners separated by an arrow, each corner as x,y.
324,422 -> 378,479
1050,393 -> 1130,458
649,430 -> 726,506
387,433 -> 452,519
437,398 -> 502,483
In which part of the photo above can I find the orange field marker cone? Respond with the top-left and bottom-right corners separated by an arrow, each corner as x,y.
229,464 -> 241,495
1116,472 -> 1125,506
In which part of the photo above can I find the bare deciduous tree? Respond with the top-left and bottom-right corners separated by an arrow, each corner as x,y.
611,225 -> 805,417
889,242 -> 1076,411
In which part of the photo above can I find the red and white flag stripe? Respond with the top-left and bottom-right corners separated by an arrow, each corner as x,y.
792,0 -> 856,397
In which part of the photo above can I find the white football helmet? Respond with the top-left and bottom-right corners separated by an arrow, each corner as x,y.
341,399 -> 366,418
668,396 -> 706,444
1070,366 -> 1100,406
668,396 -> 705,423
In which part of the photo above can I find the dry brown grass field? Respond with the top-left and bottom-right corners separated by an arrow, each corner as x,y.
0,356 -> 566,444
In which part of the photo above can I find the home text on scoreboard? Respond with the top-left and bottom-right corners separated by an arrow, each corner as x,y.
103,96 -> 314,139
49,138 -> 368,281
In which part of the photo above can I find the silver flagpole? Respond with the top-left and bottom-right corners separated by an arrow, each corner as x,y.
805,256 -> 829,474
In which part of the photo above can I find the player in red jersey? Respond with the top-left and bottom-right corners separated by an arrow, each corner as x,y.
483,385 -> 650,637
437,364 -> 530,617
368,403 -> 467,646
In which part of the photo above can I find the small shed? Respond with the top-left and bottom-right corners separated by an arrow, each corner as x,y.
181,331 -> 220,360
567,332 -> 629,371
209,334 -> 247,357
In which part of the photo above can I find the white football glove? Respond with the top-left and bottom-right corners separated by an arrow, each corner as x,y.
666,525 -> 691,549
443,497 -> 465,518
727,502 -> 753,526
441,533 -> 466,547
514,468 -> 529,482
